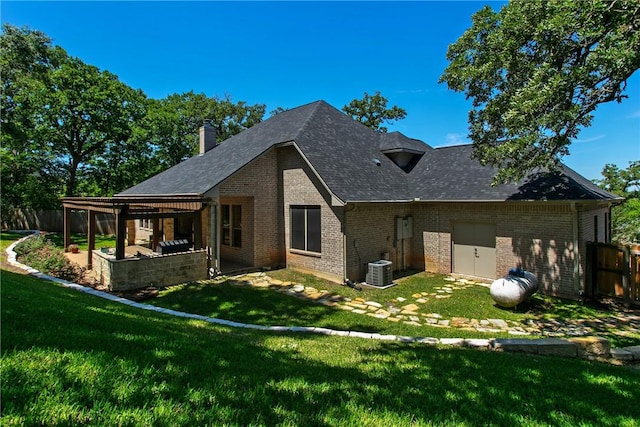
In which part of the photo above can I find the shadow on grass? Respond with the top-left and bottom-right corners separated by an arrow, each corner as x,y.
149,280 -> 389,334
2,270 -> 639,426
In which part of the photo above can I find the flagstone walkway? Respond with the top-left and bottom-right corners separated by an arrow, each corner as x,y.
228,272 -> 640,340
6,232 -> 640,364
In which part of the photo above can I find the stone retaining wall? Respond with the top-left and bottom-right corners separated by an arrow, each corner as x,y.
92,249 -> 208,291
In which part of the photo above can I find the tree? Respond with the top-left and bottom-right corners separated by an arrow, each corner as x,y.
342,91 -> 407,132
33,55 -> 147,196
1,24 -> 66,209
1,24 -> 147,201
440,0 -> 640,184
140,92 -> 266,168
595,161 -> 640,243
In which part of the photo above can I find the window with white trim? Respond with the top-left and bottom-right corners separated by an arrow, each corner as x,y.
290,205 -> 321,253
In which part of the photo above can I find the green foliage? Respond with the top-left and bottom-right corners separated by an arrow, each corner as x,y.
0,24 -> 65,209
342,91 -> 407,132
2,270 -> 639,425
138,92 -> 266,168
14,235 -> 84,282
440,0 -> 640,184
0,23 -> 147,201
595,160 -> 640,243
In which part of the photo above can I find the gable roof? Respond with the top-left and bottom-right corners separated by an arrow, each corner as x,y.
119,100 -> 620,203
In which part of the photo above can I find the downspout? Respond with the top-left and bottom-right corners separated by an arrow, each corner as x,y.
571,202 -> 581,296
208,201 -> 220,274
343,203 -> 357,281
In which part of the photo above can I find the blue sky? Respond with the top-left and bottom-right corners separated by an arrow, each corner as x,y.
3,1 -> 639,180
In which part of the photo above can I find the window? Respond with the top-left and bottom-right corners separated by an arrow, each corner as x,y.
222,204 -> 241,248
290,206 -> 321,253
139,219 -> 151,229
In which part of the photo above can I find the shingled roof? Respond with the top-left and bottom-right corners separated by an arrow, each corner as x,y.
119,100 -> 620,203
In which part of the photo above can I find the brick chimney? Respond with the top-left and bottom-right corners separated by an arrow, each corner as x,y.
199,121 -> 216,154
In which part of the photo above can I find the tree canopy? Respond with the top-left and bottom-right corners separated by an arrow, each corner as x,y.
342,91 -> 407,132
440,0 -> 640,184
1,23 -> 266,211
595,161 -> 640,243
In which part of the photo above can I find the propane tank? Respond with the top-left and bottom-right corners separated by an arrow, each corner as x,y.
490,269 -> 538,308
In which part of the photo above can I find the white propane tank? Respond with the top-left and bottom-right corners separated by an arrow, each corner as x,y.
490,270 -> 538,308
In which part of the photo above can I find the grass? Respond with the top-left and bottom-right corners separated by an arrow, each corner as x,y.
44,232 -> 116,251
150,278 -> 515,340
2,269 -> 640,426
149,269 -> 640,347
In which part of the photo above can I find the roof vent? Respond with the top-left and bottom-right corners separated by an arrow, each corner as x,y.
372,158 -> 381,166
381,149 -> 424,172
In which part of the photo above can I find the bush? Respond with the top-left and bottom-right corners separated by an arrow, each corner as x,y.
15,236 -> 85,283
12,234 -> 49,256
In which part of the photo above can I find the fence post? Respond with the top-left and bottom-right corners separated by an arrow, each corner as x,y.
623,245 -> 631,307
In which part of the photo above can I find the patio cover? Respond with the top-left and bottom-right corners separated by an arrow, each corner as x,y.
61,194 -> 210,267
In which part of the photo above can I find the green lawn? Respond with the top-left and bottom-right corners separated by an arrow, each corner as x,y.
44,232 -> 116,251
2,270 -> 639,426
150,270 -> 640,347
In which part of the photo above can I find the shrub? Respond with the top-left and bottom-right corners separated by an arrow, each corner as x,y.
13,234 -> 49,256
15,236 -> 85,283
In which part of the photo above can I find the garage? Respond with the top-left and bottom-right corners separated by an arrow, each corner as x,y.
453,222 -> 496,279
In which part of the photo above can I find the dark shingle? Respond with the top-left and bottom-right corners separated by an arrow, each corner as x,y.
119,100 -> 620,203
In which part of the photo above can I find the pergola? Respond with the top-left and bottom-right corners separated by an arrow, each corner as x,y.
61,195 -> 210,268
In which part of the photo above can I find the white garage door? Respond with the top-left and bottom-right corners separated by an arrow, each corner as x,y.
453,223 -> 496,279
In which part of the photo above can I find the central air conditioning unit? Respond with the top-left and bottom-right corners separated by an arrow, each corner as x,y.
366,260 -> 393,287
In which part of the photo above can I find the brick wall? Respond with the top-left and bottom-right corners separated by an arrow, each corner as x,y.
219,148 -> 284,267
92,249 -> 208,291
415,202 -> 580,298
344,203 -> 413,281
280,146 -> 344,282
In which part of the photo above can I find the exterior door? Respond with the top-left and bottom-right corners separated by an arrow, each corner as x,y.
453,223 -> 496,278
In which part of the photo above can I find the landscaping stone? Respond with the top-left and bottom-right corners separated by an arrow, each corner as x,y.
440,338 -> 465,346
623,345 -> 640,360
465,339 -> 491,349
537,339 -> 578,357
487,319 -> 509,328
493,339 -> 539,354
352,309 -> 367,314
569,337 -> 611,356
610,348 -> 634,361
365,301 -> 382,308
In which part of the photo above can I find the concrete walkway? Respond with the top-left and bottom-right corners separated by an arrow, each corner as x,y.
6,232 -> 640,364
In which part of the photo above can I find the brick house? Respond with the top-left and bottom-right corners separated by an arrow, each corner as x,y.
117,100 -> 620,298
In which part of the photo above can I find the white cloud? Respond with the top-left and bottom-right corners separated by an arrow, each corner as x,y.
575,134 -> 606,143
442,133 -> 469,146
626,109 -> 640,119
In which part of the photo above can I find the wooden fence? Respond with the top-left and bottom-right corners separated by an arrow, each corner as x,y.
2,208 -> 115,235
586,242 -> 640,306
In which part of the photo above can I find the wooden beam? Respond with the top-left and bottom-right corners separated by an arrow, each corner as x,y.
63,207 -> 72,251
193,211 -> 203,249
87,210 -> 96,269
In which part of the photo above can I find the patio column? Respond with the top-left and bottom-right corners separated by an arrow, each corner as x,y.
63,206 -> 72,251
193,210 -> 203,249
87,209 -> 96,269
152,218 -> 160,252
115,206 -> 127,260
